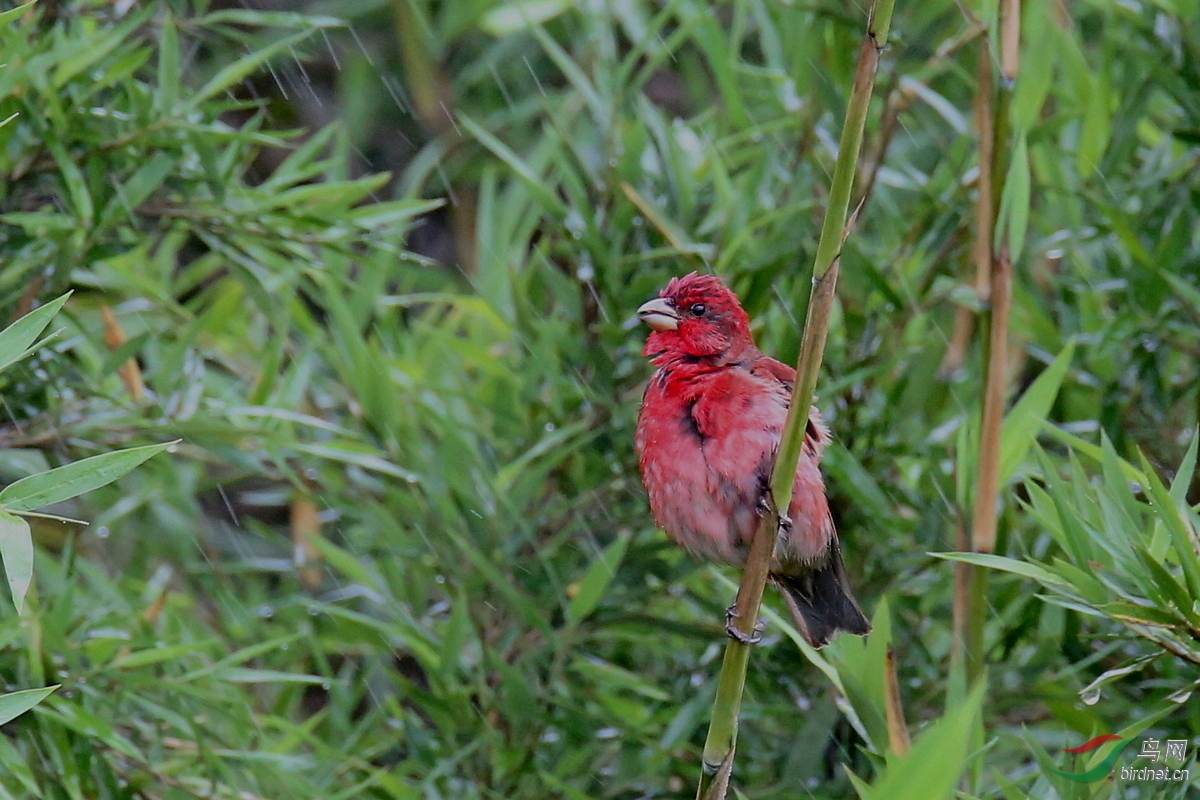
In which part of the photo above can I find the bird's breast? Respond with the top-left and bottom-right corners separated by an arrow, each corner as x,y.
635,369 -> 783,565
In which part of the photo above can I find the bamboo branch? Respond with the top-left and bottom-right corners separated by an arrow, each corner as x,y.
949,38 -> 996,692
971,252 -> 1012,555
695,4 -> 895,797
954,0 -> 1019,743
939,41 -> 995,377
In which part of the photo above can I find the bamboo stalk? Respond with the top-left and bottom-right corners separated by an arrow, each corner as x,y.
939,41 -> 995,377
949,40 -> 995,695
971,251 -> 1012,556
951,0 -> 1022,704
949,9 -> 1020,786
695,4 -> 895,797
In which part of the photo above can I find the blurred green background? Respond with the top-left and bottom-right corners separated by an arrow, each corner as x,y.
0,0 -> 1197,797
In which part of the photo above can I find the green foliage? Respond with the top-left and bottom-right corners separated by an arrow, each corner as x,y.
0,0 -> 1198,798
943,432 -> 1200,698
0,290 -> 172,736
0,297 -> 171,616
851,682 -> 985,800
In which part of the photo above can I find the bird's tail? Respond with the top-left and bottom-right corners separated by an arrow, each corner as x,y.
775,541 -> 870,648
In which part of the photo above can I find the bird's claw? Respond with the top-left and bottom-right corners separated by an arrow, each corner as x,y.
755,494 -> 772,516
725,604 -> 765,645
755,493 -> 793,534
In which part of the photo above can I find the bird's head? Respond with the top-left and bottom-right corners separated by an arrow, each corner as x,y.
637,272 -> 753,363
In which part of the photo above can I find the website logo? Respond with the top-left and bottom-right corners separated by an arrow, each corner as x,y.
1050,735 -> 1192,784
1049,735 -> 1133,783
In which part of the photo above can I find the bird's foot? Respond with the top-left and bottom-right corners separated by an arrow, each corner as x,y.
724,604 -> 765,645
755,493 -> 793,535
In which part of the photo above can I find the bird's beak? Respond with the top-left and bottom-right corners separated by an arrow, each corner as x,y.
637,298 -> 680,331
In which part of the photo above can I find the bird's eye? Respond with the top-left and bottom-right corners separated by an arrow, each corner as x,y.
689,303 -> 707,317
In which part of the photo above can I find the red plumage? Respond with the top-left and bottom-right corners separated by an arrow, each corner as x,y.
634,273 -> 870,648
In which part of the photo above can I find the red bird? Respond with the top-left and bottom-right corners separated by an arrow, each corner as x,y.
635,273 -> 870,648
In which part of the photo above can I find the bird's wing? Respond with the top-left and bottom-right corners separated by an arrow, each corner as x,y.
748,356 -> 829,456
749,355 -> 796,393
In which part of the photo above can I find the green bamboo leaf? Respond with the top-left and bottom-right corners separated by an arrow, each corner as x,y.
0,441 -> 176,512
570,654 -> 671,701
1136,450 -> 1200,601
1034,448 -> 1096,566
1048,558 -> 1108,605
932,552 -> 1075,593
37,698 -> 143,760
901,78 -> 969,134
444,528 -> 553,638
529,24 -> 607,126
861,682 -> 985,800
825,597 -> 893,751
47,142 -> 93,223
759,595 -> 874,747
1168,428 -> 1198,506
847,769 -> 872,800
0,212 -> 77,232
1097,434 -> 1144,553
1102,601 -> 1187,628
1132,546 -> 1198,624
0,510 -> 32,613
996,134 -> 1031,259
620,182 -> 712,259
1011,0 -> 1056,131
292,443 -> 419,483
112,640 -> 218,670
307,537 -> 379,590
212,668 -> 328,685
98,152 -> 175,228
998,341 -> 1075,483
823,443 -> 892,524
1040,424 -> 1146,484
1077,655 -> 1159,705
0,686 -> 57,726
955,412 -> 977,511
438,593 -> 473,677
1161,272 -> 1200,318
566,531 -> 630,625
479,0 -> 572,35
180,633 -> 308,682
188,29 -> 316,108
494,422 -> 591,494
459,114 -> 566,219
157,15 -> 180,112
0,293 -> 70,373
53,8 -> 149,88
1077,71 -> 1111,176
194,9 -> 341,28
0,1 -> 36,26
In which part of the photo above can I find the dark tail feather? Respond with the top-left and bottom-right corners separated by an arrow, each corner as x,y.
775,542 -> 870,648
